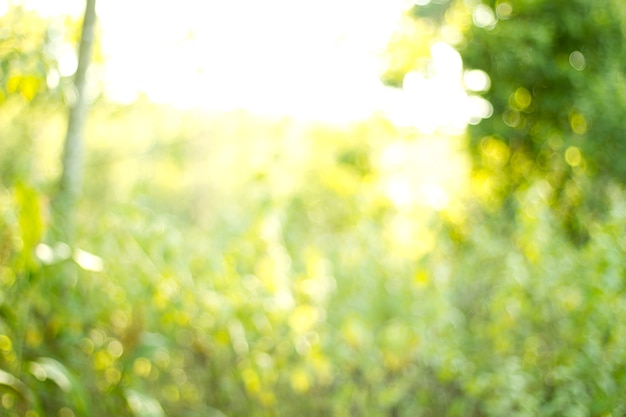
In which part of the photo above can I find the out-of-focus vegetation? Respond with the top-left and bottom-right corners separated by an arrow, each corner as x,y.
384,0 -> 626,243
3,1 -> 626,416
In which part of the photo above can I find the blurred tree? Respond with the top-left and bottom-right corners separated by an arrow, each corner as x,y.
383,0 -> 626,241
55,0 -> 97,240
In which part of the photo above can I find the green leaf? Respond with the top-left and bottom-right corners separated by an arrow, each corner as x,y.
29,357 -> 72,392
28,357 -> 91,414
125,389 -> 165,417
0,368 -> 34,404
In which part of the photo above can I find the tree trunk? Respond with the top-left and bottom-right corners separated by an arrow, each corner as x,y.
55,0 -> 97,240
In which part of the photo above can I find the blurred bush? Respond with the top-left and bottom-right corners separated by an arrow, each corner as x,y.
4,103 -> 626,416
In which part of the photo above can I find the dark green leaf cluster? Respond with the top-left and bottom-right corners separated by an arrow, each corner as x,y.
391,0 -> 626,240
462,0 -> 626,183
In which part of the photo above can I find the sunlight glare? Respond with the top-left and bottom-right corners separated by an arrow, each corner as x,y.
463,69 -> 491,92
472,4 -> 496,29
387,177 -> 415,207
381,136 -> 469,212
422,184 -> 449,210
21,0 -> 484,130
389,42 -> 470,133
19,0 -> 83,17
467,96 -> 494,125
95,0 -> 409,123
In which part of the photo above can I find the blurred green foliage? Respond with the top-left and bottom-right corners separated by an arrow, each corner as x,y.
461,0 -> 626,241
3,1 -> 626,417
383,0 -> 626,242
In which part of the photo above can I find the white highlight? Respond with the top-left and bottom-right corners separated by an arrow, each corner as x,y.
96,0 -> 408,123
473,4 -> 497,29
21,0 -> 489,131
